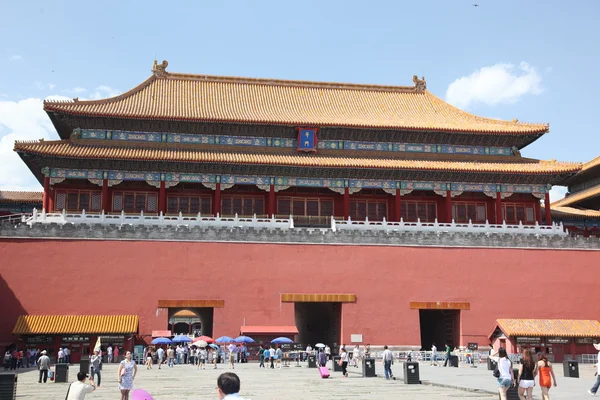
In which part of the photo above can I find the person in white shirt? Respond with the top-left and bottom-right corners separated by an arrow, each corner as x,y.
352,345 -> 361,367
58,348 -> 65,364
217,372 -> 248,400
106,346 -> 113,363
198,348 -> 207,370
64,347 -> 71,364
268,345 -> 276,369
589,342 -> 600,395
430,343 -> 438,366
339,347 -> 349,378
490,348 -> 515,400
66,371 -> 95,400
37,350 -> 51,383
325,345 -> 331,360
227,344 -> 236,369
156,347 -> 165,369
305,344 -> 312,361
382,345 -> 394,380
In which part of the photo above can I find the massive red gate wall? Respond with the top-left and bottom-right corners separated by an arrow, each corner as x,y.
0,239 -> 597,346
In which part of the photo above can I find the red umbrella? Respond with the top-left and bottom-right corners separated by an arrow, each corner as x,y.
132,389 -> 154,400
194,335 -> 214,344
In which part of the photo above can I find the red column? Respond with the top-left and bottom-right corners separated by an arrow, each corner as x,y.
213,183 -> 221,216
158,181 -> 166,214
495,192 -> 503,224
47,187 -> 54,212
584,226 -> 590,238
534,200 -> 542,225
102,179 -> 109,213
544,192 -> 552,225
268,184 -> 275,217
445,190 -> 452,223
343,188 -> 350,219
42,176 -> 50,211
395,189 -> 401,222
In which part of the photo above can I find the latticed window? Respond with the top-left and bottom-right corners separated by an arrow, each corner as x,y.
221,195 -> 264,216
502,203 -> 536,225
350,200 -> 387,221
167,196 -> 212,215
113,192 -> 158,213
401,201 -> 437,222
452,202 -> 487,223
277,197 -> 334,217
54,190 -> 101,212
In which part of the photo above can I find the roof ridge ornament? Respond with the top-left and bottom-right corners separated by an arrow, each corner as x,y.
152,60 -> 169,77
412,75 -> 426,91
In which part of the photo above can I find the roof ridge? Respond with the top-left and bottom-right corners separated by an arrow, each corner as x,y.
551,182 -> 600,207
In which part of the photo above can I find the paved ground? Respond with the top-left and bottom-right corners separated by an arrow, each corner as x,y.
3,360 -> 598,399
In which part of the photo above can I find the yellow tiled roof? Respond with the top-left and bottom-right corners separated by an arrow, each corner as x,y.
0,190 -> 42,204
13,315 -> 138,335
172,310 -> 198,318
581,155 -> 600,172
552,183 -> 600,207
14,140 -> 581,175
549,206 -> 600,220
43,68 -> 548,135
495,319 -> 600,337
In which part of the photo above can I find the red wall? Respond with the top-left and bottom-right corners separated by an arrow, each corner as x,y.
1,239 -> 597,348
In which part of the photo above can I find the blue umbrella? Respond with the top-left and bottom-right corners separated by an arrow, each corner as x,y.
271,337 -> 294,344
208,344 -> 219,349
151,337 -> 172,345
234,336 -> 255,343
172,335 -> 193,343
215,336 -> 235,343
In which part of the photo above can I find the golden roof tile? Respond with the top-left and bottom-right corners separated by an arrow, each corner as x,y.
494,319 -> 600,338
43,65 -> 548,135
581,155 -> 600,172
549,206 -> 600,219
0,190 -> 43,203
14,140 -> 581,175
12,315 -> 139,335
551,183 -> 600,207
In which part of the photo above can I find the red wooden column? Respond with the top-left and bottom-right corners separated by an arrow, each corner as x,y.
445,190 -> 452,223
544,192 -> 552,225
268,184 -> 275,217
101,179 -> 110,213
158,181 -> 166,214
495,192 -> 503,224
213,183 -> 221,216
47,187 -> 54,212
42,176 -> 50,211
395,189 -> 402,222
534,200 -> 542,225
343,188 -> 350,219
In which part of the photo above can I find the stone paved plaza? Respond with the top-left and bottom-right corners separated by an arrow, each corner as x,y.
5,360 -> 599,399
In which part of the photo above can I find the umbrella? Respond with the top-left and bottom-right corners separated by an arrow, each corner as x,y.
234,336 -> 255,343
94,337 -> 102,353
151,337 -> 172,345
193,340 -> 208,348
131,389 -> 155,400
208,344 -> 219,349
172,335 -> 193,343
215,336 -> 235,343
315,343 -> 326,348
271,337 -> 294,344
195,335 -> 214,343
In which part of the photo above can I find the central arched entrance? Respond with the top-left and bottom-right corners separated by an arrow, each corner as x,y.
158,300 -> 225,338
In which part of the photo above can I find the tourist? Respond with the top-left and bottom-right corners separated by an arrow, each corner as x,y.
257,345 -> 265,368
490,348 -> 515,400
90,350 -> 102,387
66,371 -> 95,400
382,345 -> 394,380
216,372 -> 248,400
37,350 -> 51,383
443,343 -> 452,367
352,344 -> 361,367
107,345 -> 113,363
176,345 -> 183,365
58,348 -> 65,364
430,343 -> 438,366
268,345 -> 275,369
517,348 -> 537,399
325,344 -> 331,360
159,346 -> 168,368
240,344 -> 247,363
227,343 -> 236,369
3,350 -> 11,371
211,347 -> 218,369
117,351 -> 137,400
198,347 -> 207,369
275,345 -> 283,369
305,344 -> 312,361
64,347 -> 70,364
536,352 -> 556,400
589,341 -> 600,396
318,349 -> 327,367
339,346 -> 349,378
167,346 -> 175,368
465,350 -> 473,365
183,344 -> 189,364
365,344 -> 371,359
114,346 -> 120,362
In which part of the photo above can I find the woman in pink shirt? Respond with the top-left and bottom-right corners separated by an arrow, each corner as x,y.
113,347 -> 119,362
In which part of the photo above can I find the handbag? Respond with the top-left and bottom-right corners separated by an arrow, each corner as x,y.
337,358 -> 343,366
492,360 -> 500,378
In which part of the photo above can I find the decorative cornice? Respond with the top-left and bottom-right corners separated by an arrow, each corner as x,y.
88,178 -> 104,187
107,179 -> 122,187
483,191 -> 497,199
50,177 -> 65,185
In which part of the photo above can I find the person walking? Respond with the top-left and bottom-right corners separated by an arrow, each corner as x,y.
198,347 -> 207,370
227,343 -> 236,369
318,349 -> 327,367
64,347 -> 71,364
57,348 -> 65,364
430,343 -> 438,366
339,347 -> 349,378
212,347 -> 218,369
353,345 -> 361,367
258,345 -> 265,368
114,346 -> 120,362
156,347 -> 165,369
490,348 -> 515,400
107,345 -> 113,363
275,345 -> 283,369
382,345 -> 394,380
145,348 -> 153,370
517,348 -> 537,400
443,343 -> 452,367
216,372 -> 248,400
66,371 -> 96,400
536,352 -> 556,400
37,350 -> 51,383
268,345 -> 275,369
90,350 -> 102,387
589,341 -> 600,396
3,350 -> 11,371
117,351 -> 137,400
167,346 -> 175,368
325,345 -> 331,361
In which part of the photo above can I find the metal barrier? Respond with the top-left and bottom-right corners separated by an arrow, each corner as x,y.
580,354 -> 598,364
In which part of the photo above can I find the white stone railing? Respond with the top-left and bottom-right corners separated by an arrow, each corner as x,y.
331,216 -> 567,236
24,209 -> 294,230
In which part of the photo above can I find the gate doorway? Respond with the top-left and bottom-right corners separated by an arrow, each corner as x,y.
168,308 -> 214,337
294,302 -> 341,349
419,309 -> 460,350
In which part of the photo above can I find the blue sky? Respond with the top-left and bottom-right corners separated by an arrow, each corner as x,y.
1,0 -> 599,197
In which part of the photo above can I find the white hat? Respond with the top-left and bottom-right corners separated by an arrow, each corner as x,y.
41,350 -> 47,355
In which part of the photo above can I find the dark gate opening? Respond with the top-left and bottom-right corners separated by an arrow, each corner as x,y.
419,309 -> 460,350
294,302 -> 341,349
168,307 -> 214,338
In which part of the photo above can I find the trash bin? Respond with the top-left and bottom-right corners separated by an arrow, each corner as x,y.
363,358 -> 376,377
55,364 -> 69,383
487,358 -> 497,370
333,356 -> 342,372
0,373 -> 17,400
307,355 -> 316,368
450,355 -> 459,367
403,362 -> 420,384
563,360 -> 579,378
80,359 -> 90,374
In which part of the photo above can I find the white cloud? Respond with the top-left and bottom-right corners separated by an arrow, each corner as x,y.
9,55 -> 22,61
0,98 -> 59,190
90,86 -> 120,99
446,62 -> 543,109
48,84 -> 56,90
548,186 -> 567,204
